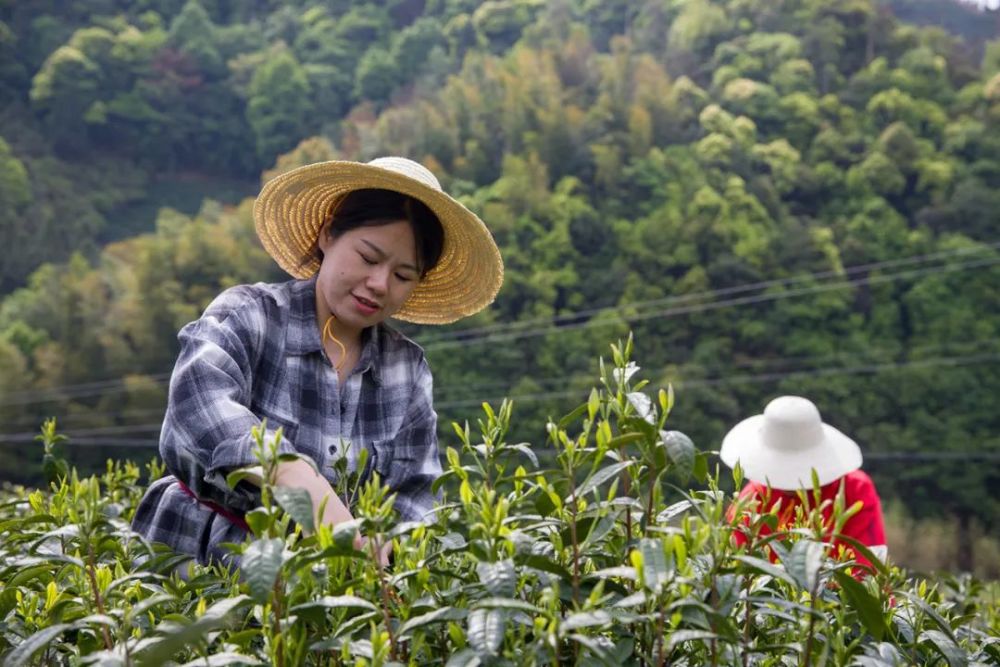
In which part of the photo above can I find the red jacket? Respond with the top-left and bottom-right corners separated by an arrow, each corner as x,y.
730,469 -> 886,572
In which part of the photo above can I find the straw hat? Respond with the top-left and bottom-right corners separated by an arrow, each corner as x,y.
719,396 -> 862,490
253,157 -> 504,325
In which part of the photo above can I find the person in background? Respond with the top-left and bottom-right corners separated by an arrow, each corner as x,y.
132,157 -> 504,566
721,395 -> 887,573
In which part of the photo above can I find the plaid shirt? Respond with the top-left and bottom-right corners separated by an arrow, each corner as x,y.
131,277 -> 441,565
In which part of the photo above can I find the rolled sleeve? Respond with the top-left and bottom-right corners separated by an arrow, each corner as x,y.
160,289 -> 296,510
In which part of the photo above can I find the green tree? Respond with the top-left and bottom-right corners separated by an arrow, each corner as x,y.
0,137 -> 33,288
983,39 -> 1000,79
29,45 -> 100,152
246,49 -> 313,164
472,0 -> 543,53
667,0 -> 729,55
167,0 -> 224,77
354,47 -> 400,104
392,16 -> 446,82
0,20 -> 27,98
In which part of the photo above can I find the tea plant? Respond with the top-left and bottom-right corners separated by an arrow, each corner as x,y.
0,339 -> 996,665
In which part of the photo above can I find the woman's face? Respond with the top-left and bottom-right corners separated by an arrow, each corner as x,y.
315,219 -> 420,336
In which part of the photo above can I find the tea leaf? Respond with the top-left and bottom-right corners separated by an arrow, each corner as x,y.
833,570 -> 887,641
561,609 -> 612,633
920,629 -> 966,667
638,538 -> 671,594
657,499 -> 694,523
517,554 -> 571,581
627,392 -> 654,423
733,555 -> 797,587
898,591 -> 959,643
398,606 -> 468,637
568,633 -> 621,666
786,539 -> 825,592
135,596 -> 251,667
272,486 -> 315,533
667,629 -> 718,650
557,403 -> 589,430
467,608 -> 504,655
178,654 -> 263,666
241,538 -> 284,602
477,559 -> 516,597
291,595 -> 378,614
660,430 -> 695,480
581,512 -> 619,550
509,443 -> 539,467
587,388 -> 600,421
692,452 -> 709,483
3,623 -> 73,666
573,461 -> 632,501
444,649 -> 482,667
129,593 -> 178,619
244,507 -> 271,536
226,466 -> 263,489
332,518 -> 362,551
835,534 -> 891,577
473,598 -> 545,614
436,532 -> 467,551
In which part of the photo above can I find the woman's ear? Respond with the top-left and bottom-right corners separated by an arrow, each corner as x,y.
316,221 -> 333,253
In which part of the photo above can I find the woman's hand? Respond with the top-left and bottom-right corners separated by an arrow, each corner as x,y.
273,458 -> 356,533
270,459 -> 391,565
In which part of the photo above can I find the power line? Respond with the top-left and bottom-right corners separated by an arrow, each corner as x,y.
433,338 -> 1000,399
0,423 -> 163,443
4,245 -> 999,409
434,350 -> 1000,409
2,352 -> 996,450
0,407 -> 167,430
49,438 -> 160,448
423,254 -> 1000,351
7,373 -> 171,402
0,374 -> 171,407
5,341 -> 993,443
416,242 -> 1000,345
866,452 -> 1000,462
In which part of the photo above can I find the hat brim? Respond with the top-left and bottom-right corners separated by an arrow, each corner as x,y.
253,160 -> 503,325
719,415 -> 862,490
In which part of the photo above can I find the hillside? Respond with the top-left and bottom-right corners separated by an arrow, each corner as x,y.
1,0 -> 999,571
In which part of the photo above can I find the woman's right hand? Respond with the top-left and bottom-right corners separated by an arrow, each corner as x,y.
273,458 -> 356,532
272,459 -> 391,566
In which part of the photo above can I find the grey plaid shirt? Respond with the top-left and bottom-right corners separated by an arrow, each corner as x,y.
132,277 -> 441,565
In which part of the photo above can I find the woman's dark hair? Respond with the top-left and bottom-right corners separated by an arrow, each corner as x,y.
316,188 -> 444,277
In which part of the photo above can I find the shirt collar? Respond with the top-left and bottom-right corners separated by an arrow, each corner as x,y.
285,276 -> 382,385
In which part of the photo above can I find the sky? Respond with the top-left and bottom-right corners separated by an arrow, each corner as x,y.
967,0 -> 999,8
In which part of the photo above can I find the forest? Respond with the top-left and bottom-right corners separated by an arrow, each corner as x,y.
1,0 -> 999,577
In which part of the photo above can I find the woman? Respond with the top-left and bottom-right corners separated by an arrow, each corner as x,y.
132,157 -> 503,566
721,395 -> 887,573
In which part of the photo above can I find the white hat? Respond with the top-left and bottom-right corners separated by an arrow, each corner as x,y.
719,396 -> 862,490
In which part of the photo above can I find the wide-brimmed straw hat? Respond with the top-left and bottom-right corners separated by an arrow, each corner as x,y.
719,396 -> 862,490
253,157 -> 504,325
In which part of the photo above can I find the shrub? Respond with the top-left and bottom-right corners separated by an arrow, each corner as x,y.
0,339 -> 997,665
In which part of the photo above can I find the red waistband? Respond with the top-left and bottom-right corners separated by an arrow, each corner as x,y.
177,480 -> 251,533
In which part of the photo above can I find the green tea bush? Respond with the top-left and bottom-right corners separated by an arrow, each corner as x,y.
0,340 -> 997,666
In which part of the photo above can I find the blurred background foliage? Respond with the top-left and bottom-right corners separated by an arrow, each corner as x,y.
0,0 -> 998,574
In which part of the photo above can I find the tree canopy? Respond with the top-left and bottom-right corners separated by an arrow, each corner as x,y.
0,0 -> 998,566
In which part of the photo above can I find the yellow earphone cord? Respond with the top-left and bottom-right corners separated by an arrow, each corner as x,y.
322,315 -> 347,371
